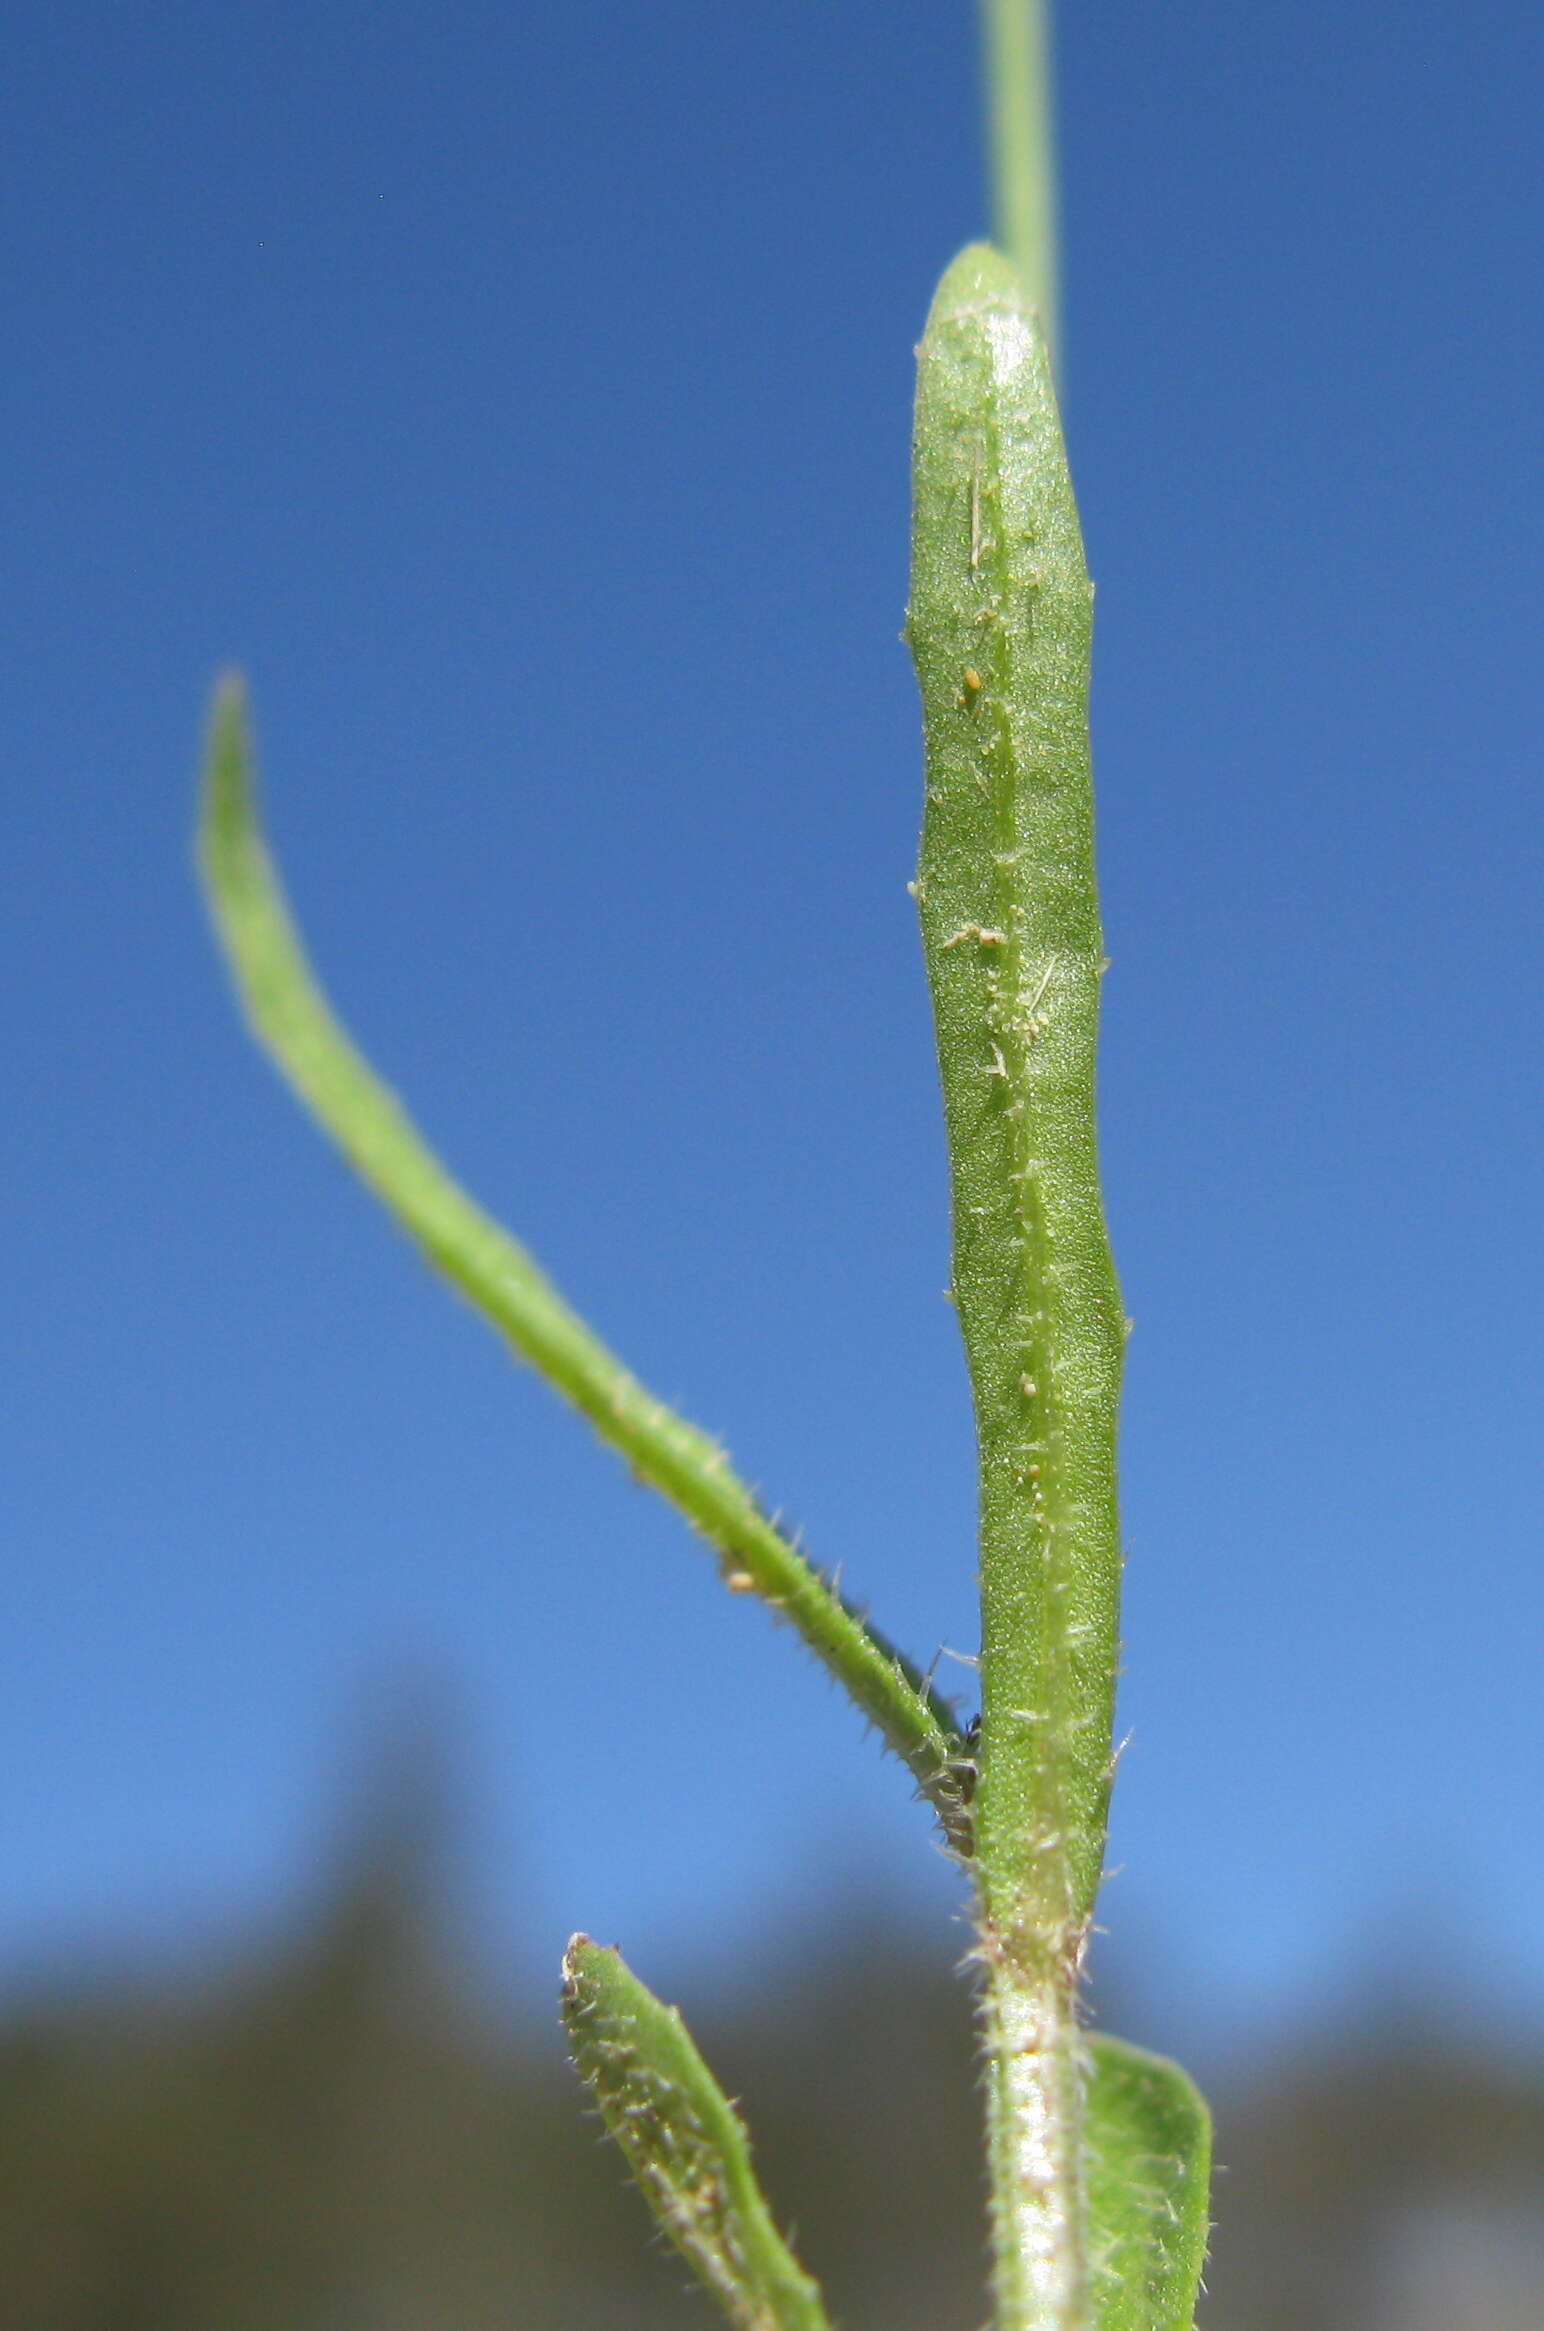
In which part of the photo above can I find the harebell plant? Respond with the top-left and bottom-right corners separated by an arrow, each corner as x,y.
199,6 -> 1212,2325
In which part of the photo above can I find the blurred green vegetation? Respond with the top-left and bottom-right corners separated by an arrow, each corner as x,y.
3,1749 -> 1540,2331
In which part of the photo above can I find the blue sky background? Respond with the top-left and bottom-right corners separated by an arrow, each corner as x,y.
6,0 -> 1541,2057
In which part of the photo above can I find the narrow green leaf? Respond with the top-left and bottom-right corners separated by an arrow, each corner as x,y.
910,240 -> 1123,2329
911,242 -> 1121,1935
197,675 -> 966,1830
561,1935 -> 830,2331
1085,2034 -> 1212,2331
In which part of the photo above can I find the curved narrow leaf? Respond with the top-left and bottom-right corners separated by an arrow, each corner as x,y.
197,676 -> 967,1834
1085,2032 -> 1212,2331
561,1935 -> 830,2331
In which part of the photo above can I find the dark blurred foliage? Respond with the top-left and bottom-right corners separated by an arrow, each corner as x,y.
3,1753 -> 1540,2331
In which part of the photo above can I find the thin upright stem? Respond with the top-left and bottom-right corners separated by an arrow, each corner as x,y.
979,0 -> 1060,352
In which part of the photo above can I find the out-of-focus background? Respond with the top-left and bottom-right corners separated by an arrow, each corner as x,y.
6,2 -> 1541,2324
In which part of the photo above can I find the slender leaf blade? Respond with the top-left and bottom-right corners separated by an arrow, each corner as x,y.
561,1935 -> 830,2331
910,239 -> 1121,2327
197,675 -> 966,1828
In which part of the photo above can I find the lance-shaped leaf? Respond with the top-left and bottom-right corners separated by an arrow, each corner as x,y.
561,1935 -> 830,2331
197,677 -> 966,1832
1085,2033 -> 1212,2331
911,237 -> 1123,2328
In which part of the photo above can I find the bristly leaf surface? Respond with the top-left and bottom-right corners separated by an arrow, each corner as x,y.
1085,2034 -> 1212,2331
561,1935 -> 830,2331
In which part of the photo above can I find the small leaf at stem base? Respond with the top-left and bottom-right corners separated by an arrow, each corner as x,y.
560,1935 -> 831,2331
1086,2032 -> 1212,2331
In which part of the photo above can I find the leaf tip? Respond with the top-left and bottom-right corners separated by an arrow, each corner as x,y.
560,1930 -> 605,1994
929,237 -> 1029,328
198,667 -> 257,871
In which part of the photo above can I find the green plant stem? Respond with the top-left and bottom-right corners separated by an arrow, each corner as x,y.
198,677 -> 966,1829
979,0 -> 1059,348
910,246 -> 1123,2331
